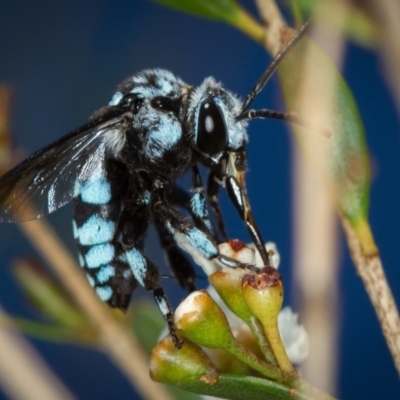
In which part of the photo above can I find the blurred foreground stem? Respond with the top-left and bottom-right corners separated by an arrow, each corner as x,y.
19,217 -> 174,400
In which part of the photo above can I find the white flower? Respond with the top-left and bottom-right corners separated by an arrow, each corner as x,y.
277,306 -> 309,364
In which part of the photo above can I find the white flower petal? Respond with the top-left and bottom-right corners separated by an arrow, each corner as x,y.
278,306 -> 309,364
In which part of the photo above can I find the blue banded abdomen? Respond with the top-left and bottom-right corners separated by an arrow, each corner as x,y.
73,163 -> 136,310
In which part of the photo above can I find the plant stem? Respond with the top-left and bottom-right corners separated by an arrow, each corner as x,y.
341,216 -> 400,374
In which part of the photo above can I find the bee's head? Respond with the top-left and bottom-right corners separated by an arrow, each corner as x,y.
186,77 -> 248,165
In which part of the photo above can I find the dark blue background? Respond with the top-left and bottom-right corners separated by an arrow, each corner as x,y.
0,1 -> 399,398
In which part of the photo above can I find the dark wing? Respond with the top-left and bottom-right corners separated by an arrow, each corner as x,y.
0,107 -> 130,223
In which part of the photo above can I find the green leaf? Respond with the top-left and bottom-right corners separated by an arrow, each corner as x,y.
278,35 -> 377,255
152,0 -> 239,23
176,374 -> 335,400
152,0 -> 265,43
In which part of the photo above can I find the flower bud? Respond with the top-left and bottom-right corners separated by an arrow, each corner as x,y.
209,271 -> 253,324
242,267 -> 283,325
211,240 -> 256,323
150,334 -> 218,384
175,290 -> 283,380
175,290 -> 235,350
242,267 -> 294,374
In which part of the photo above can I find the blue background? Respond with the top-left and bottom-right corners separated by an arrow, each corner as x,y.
0,1 -> 400,398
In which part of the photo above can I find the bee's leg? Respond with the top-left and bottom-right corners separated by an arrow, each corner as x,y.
153,199 -> 251,270
123,245 -> 182,348
155,219 -> 197,293
157,163 -> 223,291
168,164 -> 216,241
206,167 -> 228,241
189,163 -> 215,237
119,207 -> 182,348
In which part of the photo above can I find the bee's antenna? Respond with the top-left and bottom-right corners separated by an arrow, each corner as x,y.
240,20 -> 310,113
236,108 -> 331,138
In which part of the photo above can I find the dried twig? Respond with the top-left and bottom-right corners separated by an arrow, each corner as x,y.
19,211 -> 174,400
0,304 -> 76,400
341,216 -> 400,371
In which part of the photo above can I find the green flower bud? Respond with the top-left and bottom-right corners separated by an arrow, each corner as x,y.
209,271 -> 253,324
150,333 -> 218,384
242,267 -> 295,374
175,290 -> 235,350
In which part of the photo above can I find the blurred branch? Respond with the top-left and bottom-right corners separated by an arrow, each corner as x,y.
19,217 -> 174,400
255,0 -> 286,55
366,0 -> 400,117
289,2 -> 348,393
255,0 -> 342,392
292,150 -> 339,393
0,304 -> 76,400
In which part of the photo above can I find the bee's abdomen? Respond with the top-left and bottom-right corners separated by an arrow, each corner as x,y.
73,163 -> 136,310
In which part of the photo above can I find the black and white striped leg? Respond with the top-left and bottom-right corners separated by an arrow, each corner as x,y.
153,287 -> 182,347
155,219 -> 197,293
117,206 -> 183,347
190,163 -> 215,237
168,182 -> 217,242
206,167 -> 228,241
123,244 -> 182,348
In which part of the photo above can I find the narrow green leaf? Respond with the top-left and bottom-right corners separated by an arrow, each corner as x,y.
152,0 -> 239,23
12,259 -> 87,328
5,317 -> 96,345
278,35 -> 377,255
177,374 -> 335,400
152,0 -> 265,43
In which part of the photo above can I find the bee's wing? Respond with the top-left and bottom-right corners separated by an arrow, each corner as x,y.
0,107 -> 129,223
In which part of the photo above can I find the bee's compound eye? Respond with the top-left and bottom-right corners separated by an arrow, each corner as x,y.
197,101 -> 227,155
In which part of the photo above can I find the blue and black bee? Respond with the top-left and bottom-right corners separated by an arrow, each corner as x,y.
0,23 -> 316,347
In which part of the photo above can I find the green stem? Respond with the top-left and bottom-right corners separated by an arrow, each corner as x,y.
234,5 -> 265,44
225,339 -> 284,381
289,0 -> 304,27
291,377 -> 339,400
248,316 -> 278,366
264,321 -> 294,373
